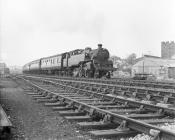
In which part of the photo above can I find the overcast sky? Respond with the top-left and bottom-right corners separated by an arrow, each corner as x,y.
0,0 -> 175,66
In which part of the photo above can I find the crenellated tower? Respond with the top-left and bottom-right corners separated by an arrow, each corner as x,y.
161,41 -> 175,59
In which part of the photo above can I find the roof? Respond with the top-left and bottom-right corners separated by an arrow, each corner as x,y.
143,55 -> 161,59
135,55 -> 175,62
133,55 -> 175,67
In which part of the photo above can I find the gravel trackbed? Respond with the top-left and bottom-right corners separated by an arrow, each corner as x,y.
0,77 -> 93,140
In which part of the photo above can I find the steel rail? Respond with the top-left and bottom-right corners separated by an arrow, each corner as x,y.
17,75 -> 175,140
21,75 -> 175,116
23,75 -> 175,98
24,74 -> 175,89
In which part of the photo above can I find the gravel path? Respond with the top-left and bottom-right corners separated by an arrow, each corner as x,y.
0,77 -> 95,140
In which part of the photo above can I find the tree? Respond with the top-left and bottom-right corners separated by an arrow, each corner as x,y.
109,56 -> 122,69
125,53 -> 137,65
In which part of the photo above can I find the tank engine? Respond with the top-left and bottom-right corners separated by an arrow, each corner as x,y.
23,44 -> 114,78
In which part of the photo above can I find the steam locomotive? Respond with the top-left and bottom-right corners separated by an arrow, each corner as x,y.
23,44 -> 115,78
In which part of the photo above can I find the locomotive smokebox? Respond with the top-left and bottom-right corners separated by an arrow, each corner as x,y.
98,44 -> 102,49
91,43 -> 109,61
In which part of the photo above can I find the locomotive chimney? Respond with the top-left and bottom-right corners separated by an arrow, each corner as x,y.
98,44 -> 102,49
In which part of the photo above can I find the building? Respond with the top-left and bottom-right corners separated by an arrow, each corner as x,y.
9,66 -> 22,74
0,63 -> 10,75
132,55 -> 175,79
161,41 -> 175,59
0,63 -> 7,74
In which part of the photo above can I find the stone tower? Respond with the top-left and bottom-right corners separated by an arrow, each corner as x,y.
161,41 -> 175,59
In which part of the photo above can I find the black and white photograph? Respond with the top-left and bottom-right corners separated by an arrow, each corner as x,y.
0,0 -> 175,140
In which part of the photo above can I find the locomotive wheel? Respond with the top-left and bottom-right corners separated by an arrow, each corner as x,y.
78,70 -> 83,77
85,70 -> 91,78
79,68 -> 85,77
72,68 -> 79,77
94,70 -> 99,78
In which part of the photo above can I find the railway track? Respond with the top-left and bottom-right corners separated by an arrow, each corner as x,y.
25,74 -> 175,90
23,74 -> 175,106
14,75 -> 175,140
